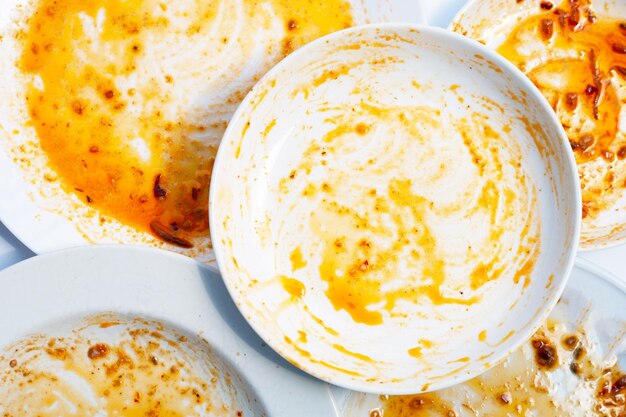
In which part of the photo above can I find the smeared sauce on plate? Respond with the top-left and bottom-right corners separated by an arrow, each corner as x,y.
493,0 -> 626,243
371,321 -> 626,416
0,318 -> 246,416
16,0 -> 353,246
278,99 -> 540,325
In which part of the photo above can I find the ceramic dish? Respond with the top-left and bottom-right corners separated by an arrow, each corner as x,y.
210,24 -> 580,394
336,258 -> 626,416
0,245 -> 339,417
451,0 -> 626,250
0,0 -> 424,264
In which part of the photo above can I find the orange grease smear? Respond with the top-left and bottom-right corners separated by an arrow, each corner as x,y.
19,0 -> 353,244
279,276 -> 306,300
318,179 -> 479,326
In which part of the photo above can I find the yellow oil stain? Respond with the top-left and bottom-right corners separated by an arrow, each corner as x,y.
284,336 -> 362,376
332,344 -> 374,362
303,305 -> 340,337
289,246 -> 307,271
479,330 -> 487,342
408,346 -> 423,359
279,276 -> 306,300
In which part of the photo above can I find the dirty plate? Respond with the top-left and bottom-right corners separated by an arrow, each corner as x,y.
210,24 -> 580,394
451,0 -> 626,249
0,245 -> 338,417
0,0 -> 424,264
336,259 -> 626,416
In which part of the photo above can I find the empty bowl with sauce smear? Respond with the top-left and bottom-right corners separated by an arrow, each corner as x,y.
209,24 -> 581,394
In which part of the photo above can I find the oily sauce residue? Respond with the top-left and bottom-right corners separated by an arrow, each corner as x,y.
17,0 -> 353,246
0,323 -> 242,416
497,0 -> 626,222
372,322 -> 625,416
278,99 -> 540,326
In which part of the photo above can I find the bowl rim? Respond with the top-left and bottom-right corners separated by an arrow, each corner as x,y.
209,21 -> 582,394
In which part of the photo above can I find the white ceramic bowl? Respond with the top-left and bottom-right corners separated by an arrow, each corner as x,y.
451,0 -> 626,250
210,24 -> 580,394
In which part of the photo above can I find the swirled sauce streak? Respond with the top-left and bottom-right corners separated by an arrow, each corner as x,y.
371,321 -> 626,417
18,0 -> 352,246
497,0 -> 626,224
278,102 -> 540,325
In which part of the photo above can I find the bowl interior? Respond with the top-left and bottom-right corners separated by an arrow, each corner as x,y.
210,24 -> 580,393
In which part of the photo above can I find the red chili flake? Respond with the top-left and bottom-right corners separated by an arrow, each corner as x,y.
618,146 -> 626,159
89,145 -> 99,153
613,376 -> 626,393
499,392 -> 512,404
540,19 -> 554,40
540,1 -> 553,10
191,187 -> 199,201
287,19 -> 299,31
153,174 -> 167,198
612,43 -> 626,54
86,195 -> 93,203
568,6 -> 580,26
585,84 -> 597,95
149,221 -> 193,248
588,49 -> 602,120
104,90 -> 114,99
619,22 -> 626,32
587,10 -> 597,23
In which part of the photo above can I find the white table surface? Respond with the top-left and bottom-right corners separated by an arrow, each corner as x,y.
1,0 -> 623,283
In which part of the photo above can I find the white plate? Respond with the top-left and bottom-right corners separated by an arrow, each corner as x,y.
450,0 -> 626,250
0,245 -> 338,417
335,258 -> 626,415
0,0 -> 424,264
210,24 -> 580,394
